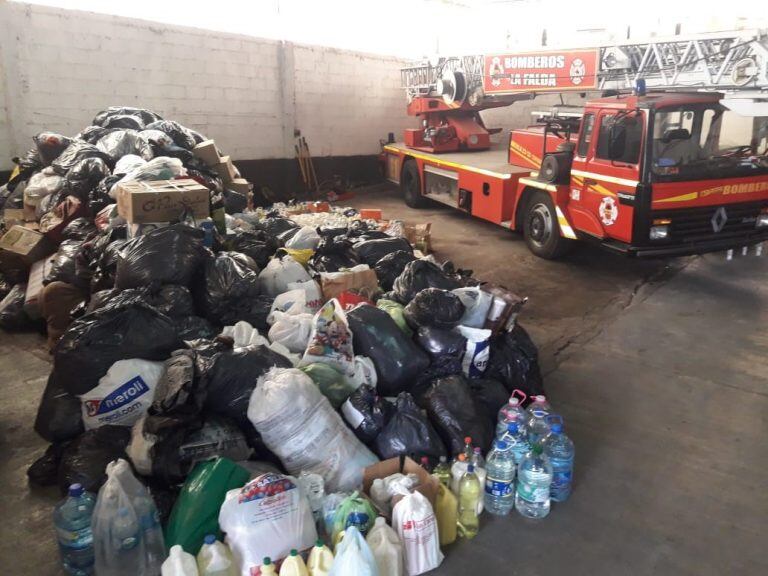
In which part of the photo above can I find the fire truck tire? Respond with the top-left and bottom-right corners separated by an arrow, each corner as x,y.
401,160 -> 427,208
523,191 -> 573,259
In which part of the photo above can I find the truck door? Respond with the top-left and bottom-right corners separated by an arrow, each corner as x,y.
572,109 -> 644,243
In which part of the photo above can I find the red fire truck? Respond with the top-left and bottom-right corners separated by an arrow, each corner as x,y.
381,31 -> 768,258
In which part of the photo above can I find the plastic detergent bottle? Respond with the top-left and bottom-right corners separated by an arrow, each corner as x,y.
54,483 -> 95,576
435,483 -> 458,546
542,416 -> 575,502
366,517 -> 404,576
306,540 -> 333,576
279,549 -> 309,576
259,558 -> 278,576
197,535 -> 237,576
450,453 -> 469,495
161,545 -> 199,576
515,445 -> 553,519
457,465 -> 481,539
432,456 -> 451,487
496,390 -> 527,437
484,440 -> 516,516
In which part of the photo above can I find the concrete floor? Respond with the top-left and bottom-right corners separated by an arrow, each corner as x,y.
2,183 -> 766,575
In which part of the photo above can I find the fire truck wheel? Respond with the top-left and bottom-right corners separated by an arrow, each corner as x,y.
523,191 -> 573,259
401,160 -> 427,208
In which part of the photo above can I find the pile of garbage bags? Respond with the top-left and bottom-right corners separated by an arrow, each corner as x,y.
1,105 -> 546,576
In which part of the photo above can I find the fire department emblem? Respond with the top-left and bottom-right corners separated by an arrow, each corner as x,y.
489,57 -> 503,87
599,196 -> 619,226
570,58 -> 586,85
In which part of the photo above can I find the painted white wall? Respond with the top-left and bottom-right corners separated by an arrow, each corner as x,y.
0,2 -> 415,170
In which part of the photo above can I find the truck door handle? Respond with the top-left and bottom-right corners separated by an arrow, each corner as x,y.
584,178 -> 597,185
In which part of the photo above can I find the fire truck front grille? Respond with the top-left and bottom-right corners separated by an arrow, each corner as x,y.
654,201 -> 768,243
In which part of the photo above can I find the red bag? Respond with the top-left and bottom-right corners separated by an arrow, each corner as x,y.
337,291 -> 373,311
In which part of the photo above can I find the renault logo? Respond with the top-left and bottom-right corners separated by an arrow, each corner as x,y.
711,207 -> 728,233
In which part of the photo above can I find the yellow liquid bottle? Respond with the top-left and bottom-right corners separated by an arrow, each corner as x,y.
457,465 -> 481,539
279,550 -> 309,576
259,557 -> 278,576
435,483 -> 458,546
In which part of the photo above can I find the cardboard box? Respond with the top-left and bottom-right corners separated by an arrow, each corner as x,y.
193,140 -> 220,167
228,178 -> 252,195
405,222 -> 432,254
0,225 -> 55,270
363,456 -> 439,512
24,255 -> 55,319
116,179 -> 210,224
320,267 -> 379,301
482,284 -> 527,335
359,209 -> 383,220
3,208 -> 29,228
308,202 -> 330,213
214,156 -> 237,184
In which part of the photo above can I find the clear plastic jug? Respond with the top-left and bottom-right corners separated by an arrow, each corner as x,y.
161,545 -> 199,576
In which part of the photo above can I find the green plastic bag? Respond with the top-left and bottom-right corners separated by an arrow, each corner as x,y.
301,362 -> 359,408
164,457 -> 249,555
331,490 -> 377,542
377,299 -> 412,336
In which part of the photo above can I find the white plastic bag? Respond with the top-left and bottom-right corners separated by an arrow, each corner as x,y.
452,286 -> 493,329
247,368 -> 378,491
300,299 -> 355,375
349,356 -> 378,389
392,491 -> 443,576
288,279 -> 323,313
24,167 -> 65,200
219,472 -> 317,576
114,154 -> 148,175
285,226 -> 321,250
258,255 -> 312,297
93,459 -> 166,576
268,289 -> 310,322
456,325 -> 492,378
80,359 -> 165,430
329,526 -> 379,576
367,517 -> 404,576
109,157 -> 187,197
220,320 -> 300,365
268,311 -> 313,353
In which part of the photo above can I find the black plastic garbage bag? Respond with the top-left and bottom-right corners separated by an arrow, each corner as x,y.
89,174 -> 121,213
0,284 -> 36,331
64,157 -> 111,199
420,374 -> 493,456
93,106 -> 162,128
197,252 -> 260,326
89,237 -> 128,293
404,288 -> 465,330
115,224 -> 208,289
33,132 -> 73,166
350,231 -> 391,242
346,220 -> 371,237
484,324 -> 545,398
45,240 -> 83,287
34,373 -> 84,443
140,129 -> 176,153
62,218 -> 97,241
416,326 -> 466,360
227,230 -> 277,269
51,142 -> 111,176
276,226 -> 301,246
101,114 -> 144,130
389,260 -> 462,304
223,189 -> 248,214
309,236 -> 359,273
254,217 -> 298,238
88,285 -> 195,318
53,301 -> 182,395
28,442 -> 70,487
347,304 -> 430,396
96,129 -> 153,161
317,223 -> 348,238
57,425 -> 131,495
202,342 -> 291,427
374,250 -> 415,292
353,237 -> 413,267
173,316 -> 217,341
342,385 -> 394,444
374,392 -> 446,460
467,377 -> 509,428
145,120 -> 197,150
77,125 -> 115,145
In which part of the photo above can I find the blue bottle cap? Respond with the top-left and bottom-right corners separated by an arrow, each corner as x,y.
551,423 -> 563,434
204,534 -> 216,545
467,464 -> 475,473
507,422 -> 518,433
68,483 -> 83,497
496,440 -> 509,450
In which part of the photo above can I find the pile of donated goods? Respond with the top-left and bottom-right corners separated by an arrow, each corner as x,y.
0,107 -> 576,576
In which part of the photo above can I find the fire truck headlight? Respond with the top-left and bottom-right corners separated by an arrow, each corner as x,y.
650,225 -> 669,240
756,213 -> 768,228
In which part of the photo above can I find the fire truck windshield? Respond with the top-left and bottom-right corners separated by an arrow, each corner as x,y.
651,104 -> 768,182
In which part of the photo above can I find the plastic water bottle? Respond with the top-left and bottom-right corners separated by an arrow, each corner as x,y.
457,464 -> 481,539
54,483 -> 95,576
462,436 -> 473,460
111,507 -> 143,570
484,440 -> 516,516
470,447 -> 487,513
525,395 -> 552,422
526,408 -> 554,446
515,445 -> 553,519
134,493 -> 166,573
500,422 -> 531,465
495,390 -> 527,437
450,453 -> 469,495
432,456 -> 451,487
542,416 -> 575,502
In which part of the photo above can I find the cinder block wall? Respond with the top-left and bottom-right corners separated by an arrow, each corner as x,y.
0,2 -> 415,183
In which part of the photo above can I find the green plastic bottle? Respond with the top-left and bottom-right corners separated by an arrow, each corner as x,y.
457,464 -> 481,539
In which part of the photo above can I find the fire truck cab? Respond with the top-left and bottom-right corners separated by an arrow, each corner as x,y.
383,90 -> 768,258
